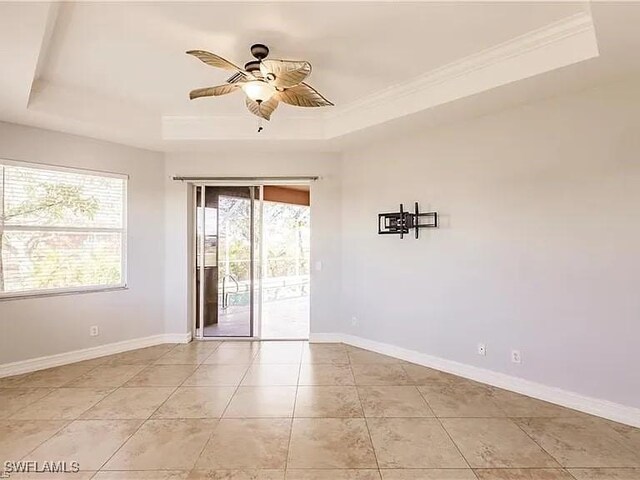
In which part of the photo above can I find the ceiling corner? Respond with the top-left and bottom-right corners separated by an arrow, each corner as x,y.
27,2 -> 65,108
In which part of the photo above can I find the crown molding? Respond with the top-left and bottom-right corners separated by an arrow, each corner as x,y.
330,12 -> 596,118
162,12 -> 598,142
325,11 -> 598,138
162,114 -> 326,141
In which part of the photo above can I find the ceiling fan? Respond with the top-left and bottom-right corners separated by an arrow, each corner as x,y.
186,44 -> 333,126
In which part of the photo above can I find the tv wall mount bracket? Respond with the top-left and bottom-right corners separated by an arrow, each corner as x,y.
378,202 -> 438,239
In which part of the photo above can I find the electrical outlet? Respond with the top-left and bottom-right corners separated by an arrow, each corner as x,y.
511,349 -> 522,364
351,316 -> 359,327
477,343 -> 486,356
89,326 -> 99,337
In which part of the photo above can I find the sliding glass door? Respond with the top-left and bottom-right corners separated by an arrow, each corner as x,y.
194,186 -> 261,338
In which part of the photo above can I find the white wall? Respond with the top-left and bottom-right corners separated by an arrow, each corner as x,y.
0,122 -> 166,364
340,80 -> 640,408
163,151 -> 342,338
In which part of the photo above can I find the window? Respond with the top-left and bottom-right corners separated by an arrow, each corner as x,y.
0,160 -> 127,298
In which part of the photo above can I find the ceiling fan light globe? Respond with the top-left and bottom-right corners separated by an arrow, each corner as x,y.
242,81 -> 276,103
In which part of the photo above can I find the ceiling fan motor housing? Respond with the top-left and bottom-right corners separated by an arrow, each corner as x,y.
250,44 -> 269,60
244,60 -> 261,73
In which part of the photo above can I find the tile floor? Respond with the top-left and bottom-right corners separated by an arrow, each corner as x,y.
1,341 -> 639,479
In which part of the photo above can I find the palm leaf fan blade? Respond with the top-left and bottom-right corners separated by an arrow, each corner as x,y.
189,84 -> 238,100
260,59 -> 312,88
277,83 -> 333,107
186,50 -> 245,73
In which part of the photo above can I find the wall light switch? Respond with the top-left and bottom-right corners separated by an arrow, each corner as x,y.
315,261 -> 323,272
477,343 -> 486,356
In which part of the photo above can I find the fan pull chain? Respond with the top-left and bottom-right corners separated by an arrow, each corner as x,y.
257,102 -> 264,132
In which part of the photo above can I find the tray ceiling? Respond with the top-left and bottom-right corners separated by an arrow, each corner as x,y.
1,2 -> 639,150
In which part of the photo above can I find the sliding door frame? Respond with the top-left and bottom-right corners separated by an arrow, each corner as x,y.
189,179 -> 313,341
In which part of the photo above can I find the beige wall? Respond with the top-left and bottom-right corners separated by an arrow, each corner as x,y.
339,79 -> 640,407
0,122 -> 166,364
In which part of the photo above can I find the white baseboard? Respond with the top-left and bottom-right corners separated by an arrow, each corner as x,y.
162,332 -> 193,344
0,332 -> 192,378
309,333 -> 344,343
312,333 -> 640,428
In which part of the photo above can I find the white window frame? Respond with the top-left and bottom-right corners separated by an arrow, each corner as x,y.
0,158 -> 128,300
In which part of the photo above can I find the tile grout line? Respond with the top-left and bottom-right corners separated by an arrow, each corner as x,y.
511,418 -> 578,476
284,348 -> 304,475
409,363 -> 476,475
189,340 -> 261,472
14,418 -> 73,465
351,354 -> 383,477
141,341 -> 227,422
593,419 -> 640,461
217,342 -> 260,418
9,351 -> 146,467
94,342 -> 218,473
93,371 -> 187,470
407,361 -> 580,475
6,386 -> 62,419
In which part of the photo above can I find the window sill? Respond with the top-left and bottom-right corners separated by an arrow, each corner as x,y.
0,285 -> 128,302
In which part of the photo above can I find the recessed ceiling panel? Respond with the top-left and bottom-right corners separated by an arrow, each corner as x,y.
41,2 -> 587,117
